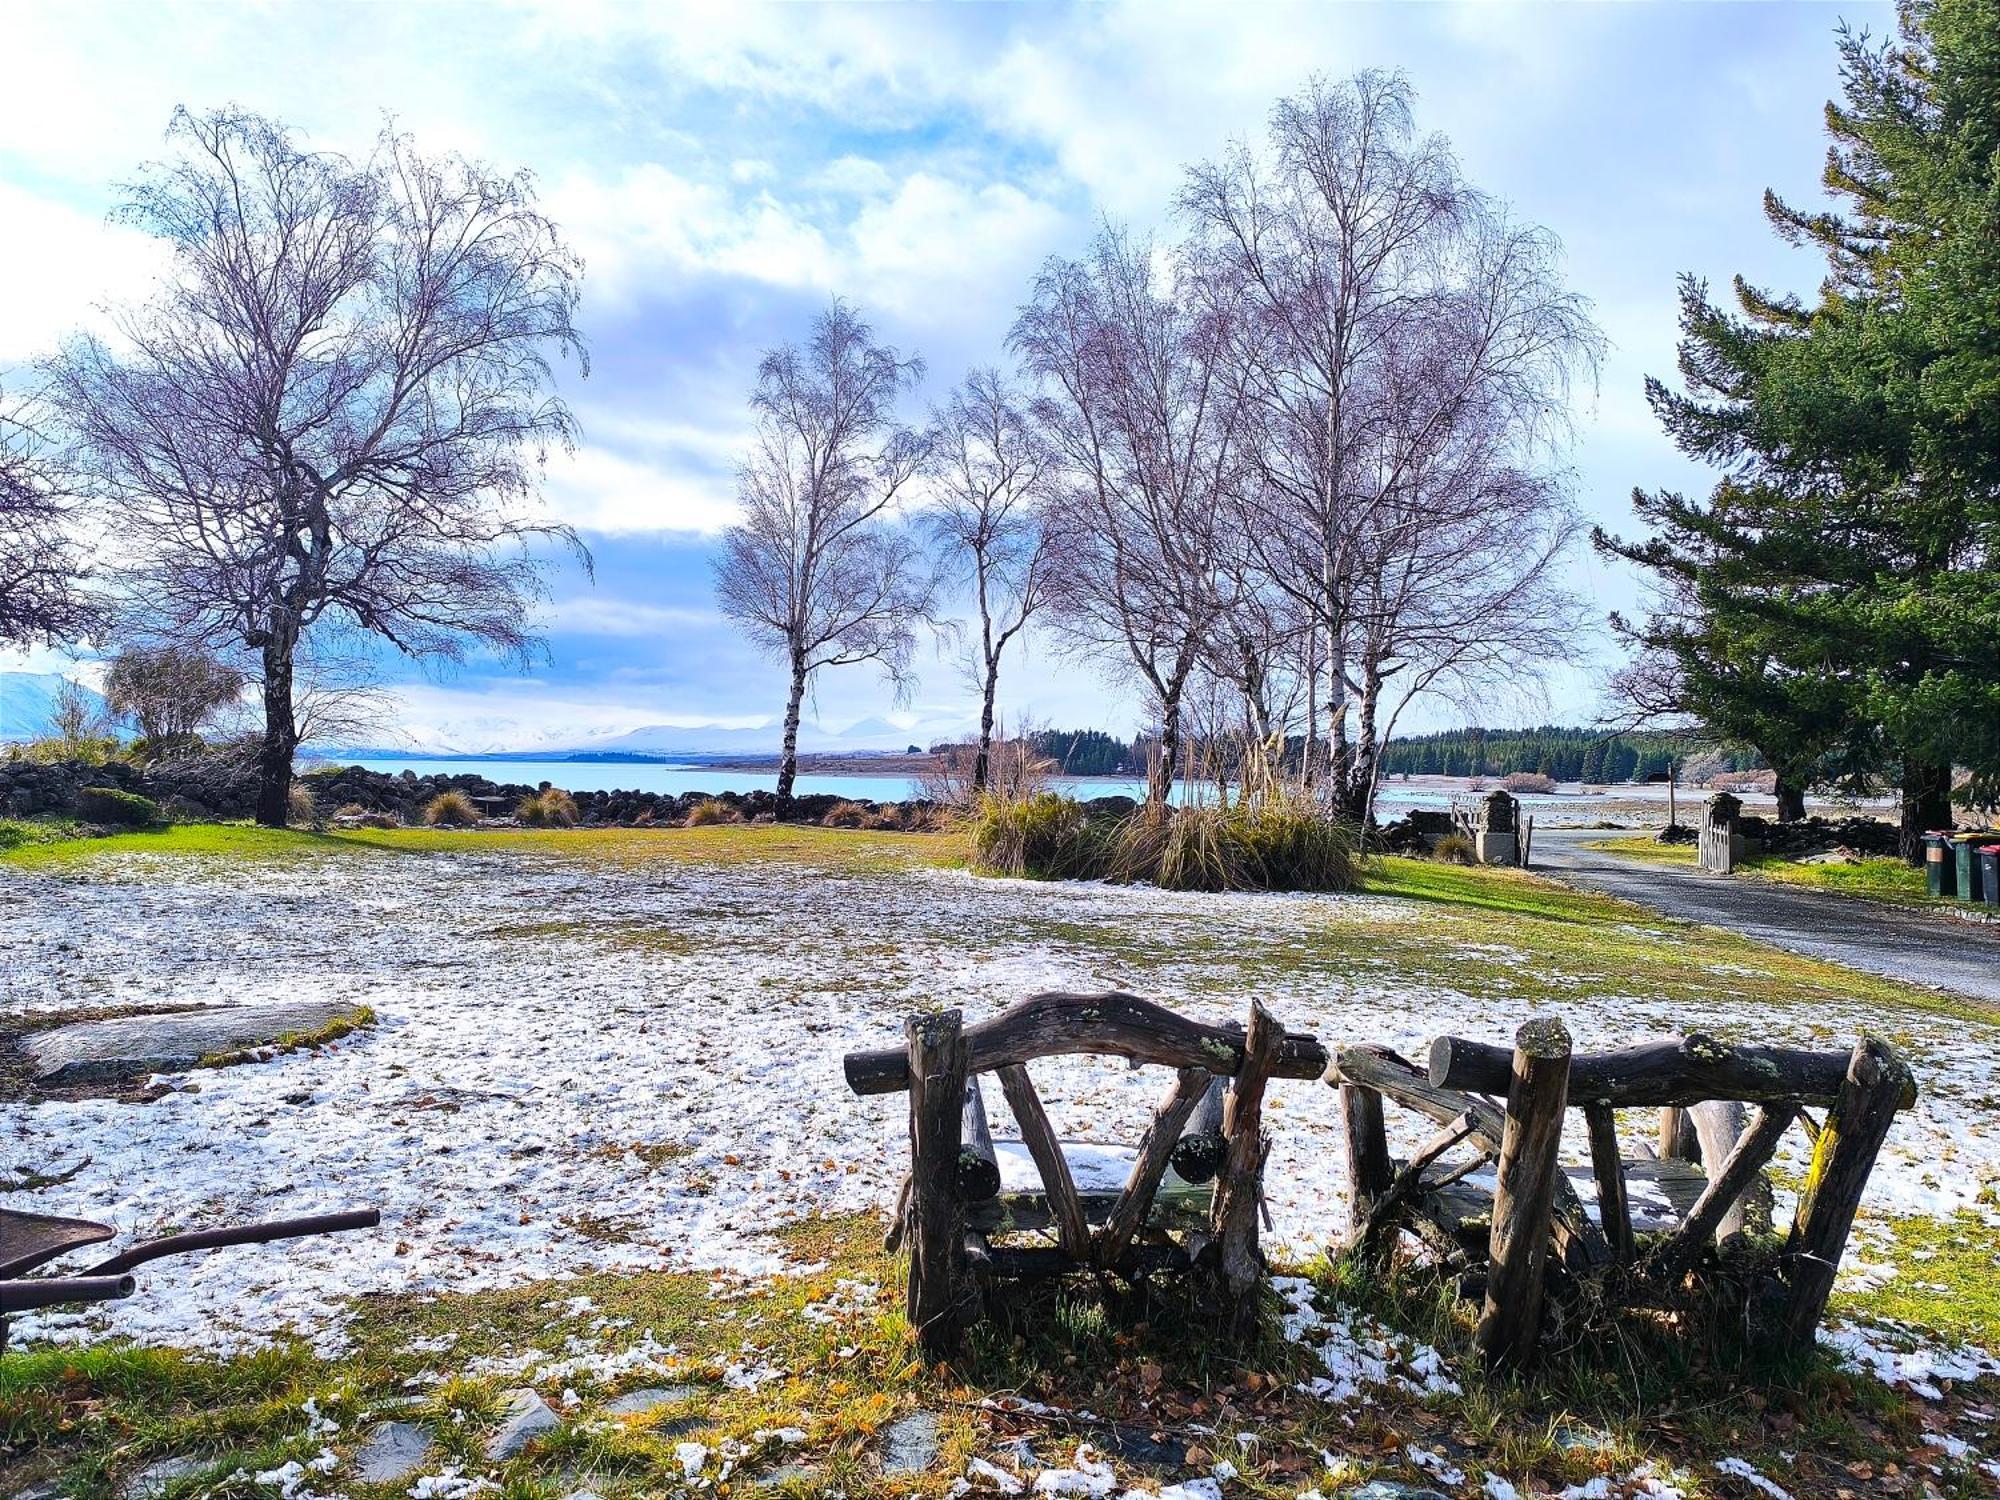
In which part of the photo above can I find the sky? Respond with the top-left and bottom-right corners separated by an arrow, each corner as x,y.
0,1 -> 1889,752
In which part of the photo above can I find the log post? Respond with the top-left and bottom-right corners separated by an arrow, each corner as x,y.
1170,1074 -> 1228,1185
994,1062 -> 1090,1261
958,1074 -> 1001,1201
1658,1105 -> 1699,1162
1098,1067 -> 1210,1270
1781,1038 -> 1913,1351
1690,1099 -> 1773,1242
905,1009 -> 967,1357
1340,1083 -> 1396,1256
1212,999 -> 1282,1324
1477,1017 -> 1572,1370
1648,1105 -> 1793,1285
1582,1103 -> 1633,1267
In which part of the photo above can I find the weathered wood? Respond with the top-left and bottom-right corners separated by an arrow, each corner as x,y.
1429,1031 -> 1873,1108
1212,1000 -> 1281,1316
1169,1074 -> 1228,1185
958,1074 -> 1000,1202
981,1241 -> 1190,1281
1647,1105 -> 1793,1284
1332,1043 -> 1609,1271
845,991 -> 1328,1095
1477,1017 -> 1572,1370
1689,1099 -> 1773,1241
1340,1083 -> 1396,1248
1658,1105 -> 1699,1162
1781,1038 -> 1914,1351
1583,1103 -> 1634,1266
993,1063 -> 1090,1260
884,1173 -> 912,1253
905,1009 -> 967,1357
1348,1111 -> 1478,1264
1097,1066 -> 1210,1270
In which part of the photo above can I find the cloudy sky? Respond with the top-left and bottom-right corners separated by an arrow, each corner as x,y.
0,1 -> 1884,750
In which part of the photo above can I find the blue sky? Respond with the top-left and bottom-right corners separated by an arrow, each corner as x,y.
0,1 -> 1887,751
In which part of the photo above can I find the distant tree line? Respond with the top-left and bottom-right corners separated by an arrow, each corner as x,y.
1374,726 -> 1758,784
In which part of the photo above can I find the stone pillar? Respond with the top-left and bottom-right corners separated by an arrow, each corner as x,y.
1698,792 -> 1743,874
1476,789 -> 1520,866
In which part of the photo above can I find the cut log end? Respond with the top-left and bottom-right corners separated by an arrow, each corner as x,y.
1514,1016 -> 1573,1060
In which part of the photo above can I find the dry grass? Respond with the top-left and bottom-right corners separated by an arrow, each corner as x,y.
423,789 -> 480,827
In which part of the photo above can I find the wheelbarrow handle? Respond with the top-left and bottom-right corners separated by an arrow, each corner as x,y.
81,1209 -> 382,1277
0,1274 -> 136,1313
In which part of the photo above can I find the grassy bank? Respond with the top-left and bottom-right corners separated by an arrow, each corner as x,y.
1586,834 -> 1942,908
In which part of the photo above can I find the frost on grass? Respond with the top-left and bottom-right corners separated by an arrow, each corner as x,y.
3,846 -> 1998,1355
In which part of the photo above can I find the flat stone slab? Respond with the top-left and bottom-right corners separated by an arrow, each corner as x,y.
879,1410 -> 939,1474
355,1421 -> 435,1483
26,1001 -> 370,1084
485,1388 -> 559,1460
604,1384 -> 702,1417
120,1457 -> 200,1500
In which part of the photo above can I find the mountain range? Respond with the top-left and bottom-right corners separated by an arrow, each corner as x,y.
0,671 -> 114,743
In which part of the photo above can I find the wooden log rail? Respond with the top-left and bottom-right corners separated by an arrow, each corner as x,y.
844,991 -> 1328,1096
1427,1031 -> 1915,1109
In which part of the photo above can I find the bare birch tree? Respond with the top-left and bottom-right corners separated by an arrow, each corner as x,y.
922,369 -> 1055,794
1012,225 -> 1245,807
44,108 -> 586,825
712,300 -> 936,808
0,394 -> 95,646
1182,72 -> 1599,822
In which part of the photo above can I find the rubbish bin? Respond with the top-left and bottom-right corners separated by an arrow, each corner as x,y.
1923,832 -> 1956,898
1979,845 -> 2000,911
1953,834 -> 1986,905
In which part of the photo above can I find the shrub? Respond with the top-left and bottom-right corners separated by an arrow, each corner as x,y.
76,785 -> 160,826
970,792 -> 1106,879
1501,771 -> 1557,794
1433,831 -> 1477,865
516,788 -> 579,827
1234,799 -> 1358,891
423,790 -> 479,827
1113,800 -> 1357,892
684,797 -> 740,827
820,800 -> 872,828
287,782 -> 318,828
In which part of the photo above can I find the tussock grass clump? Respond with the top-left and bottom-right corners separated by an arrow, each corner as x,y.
286,781 -> 317,828
516,788 -> 579,827
423,790 -> 480,827
970,791 -> 1108,880
973,792 -> 1356,892
820,799 -> 871,828
1433,831 -> 1477,865
683,797 -> 740,827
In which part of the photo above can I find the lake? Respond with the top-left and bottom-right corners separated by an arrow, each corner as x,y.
319,755 -> 1605,818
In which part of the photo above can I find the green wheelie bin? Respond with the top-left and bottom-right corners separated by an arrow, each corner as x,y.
1953,833 -> 1986,904
1923,831 -> 1956,898
1979,845 -> 2000,910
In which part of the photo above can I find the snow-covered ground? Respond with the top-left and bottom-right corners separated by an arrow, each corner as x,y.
2,843 -> 1996,1354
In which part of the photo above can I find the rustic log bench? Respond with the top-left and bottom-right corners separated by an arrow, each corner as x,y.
843,991 -> 1326,1356
1330,1022 -> 1915,1368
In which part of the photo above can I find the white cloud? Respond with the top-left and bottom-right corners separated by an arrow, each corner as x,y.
542,444 -> 740,536
550,595 -> 720,637
0,185 -> 168,364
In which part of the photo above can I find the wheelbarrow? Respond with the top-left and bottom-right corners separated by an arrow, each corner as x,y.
0,1204 -> 379,1348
